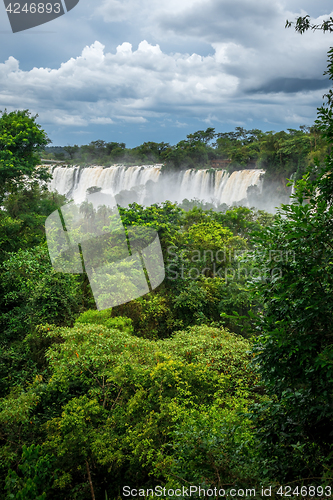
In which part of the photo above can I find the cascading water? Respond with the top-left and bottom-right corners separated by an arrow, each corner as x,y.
289,172 -> 296,198
219,170 -> 265,205
48,165 -> 162,202
48,164 -> 265,207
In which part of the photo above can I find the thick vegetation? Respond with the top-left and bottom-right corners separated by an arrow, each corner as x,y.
1,21 -> 333,498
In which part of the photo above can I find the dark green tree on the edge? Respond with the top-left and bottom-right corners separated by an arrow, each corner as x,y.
249,15 -> 333,483
0,109 -> 50,201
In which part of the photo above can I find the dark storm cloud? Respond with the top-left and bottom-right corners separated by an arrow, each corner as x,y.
247,77 -> 331,94
1,0 -> 333,145
158,0 -> 280,45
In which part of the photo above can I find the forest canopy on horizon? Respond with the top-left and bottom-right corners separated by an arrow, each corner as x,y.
44,124 -> 328,181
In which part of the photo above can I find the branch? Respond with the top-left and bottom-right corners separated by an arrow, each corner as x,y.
286,15 -> 333,34
85,366 -> 104,390
86,460 -> 96,500
110,387 -> 123,410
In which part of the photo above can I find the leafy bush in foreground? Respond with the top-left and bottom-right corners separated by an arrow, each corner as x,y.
0,319 -> 264,499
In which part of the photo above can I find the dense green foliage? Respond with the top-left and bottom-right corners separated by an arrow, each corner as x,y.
1,166 -> 331,497
0,110 -> 50,203
2,16 -> 333,497
249,168 -> 333,481
0,156 -> 272,498
1,318 -> 264,499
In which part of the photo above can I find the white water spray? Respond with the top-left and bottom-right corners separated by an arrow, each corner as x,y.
48,165 -> 265,207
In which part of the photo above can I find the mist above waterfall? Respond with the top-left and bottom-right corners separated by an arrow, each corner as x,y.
48,164 -> 288,212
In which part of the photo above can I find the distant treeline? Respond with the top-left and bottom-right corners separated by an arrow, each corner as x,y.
44,125 -> 328,180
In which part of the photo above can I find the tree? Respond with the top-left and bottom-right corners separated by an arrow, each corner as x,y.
186,127 -> 216,145
250,170 -> 333,479
161,128 -> 217,170
0,110 -> 50,201
28,320 -> 260,498
63,144 -> 79,160
5,445 -> 55,500
0,184 -> 67,262
0,245 -> 84,343
249,18 -> 333,481
286,14 -> 333,143
133,141 -> 170,163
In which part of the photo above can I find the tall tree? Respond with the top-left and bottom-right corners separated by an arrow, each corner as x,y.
0,110 -> 50,201
250,15 -> 333,482
63,144 -> 79,160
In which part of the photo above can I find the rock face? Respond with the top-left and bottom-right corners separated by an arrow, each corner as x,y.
210,159 -> 232,168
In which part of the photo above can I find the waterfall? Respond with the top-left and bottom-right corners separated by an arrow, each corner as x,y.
178,169 -> 214,202
289,172 -> 296,198
48,165 -> 264,207
219,170 -> 264,205
48,165 -> 162,203
49,166 -> 79,197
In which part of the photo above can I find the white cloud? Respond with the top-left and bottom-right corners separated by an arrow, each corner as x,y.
90,117 -> 114,124
52,113 -> 88,127
117,116 -> 148,123
0,40 -> 241,126
1,0 -> 332,141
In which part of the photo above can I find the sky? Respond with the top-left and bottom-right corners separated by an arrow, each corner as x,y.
0,0 -> 333,148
